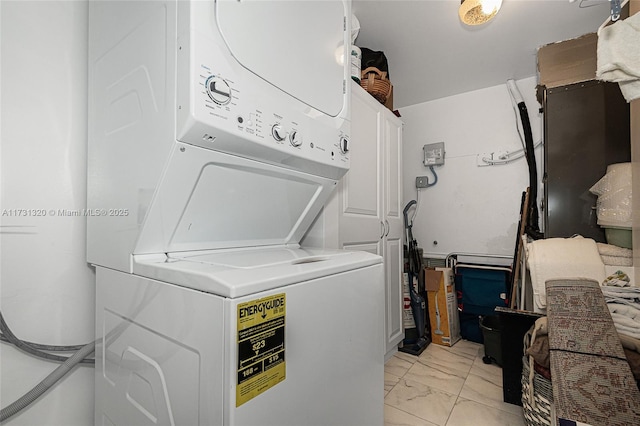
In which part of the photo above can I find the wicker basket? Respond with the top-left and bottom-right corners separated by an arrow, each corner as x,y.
521,356 -> 554,426
360,67 -> 392,105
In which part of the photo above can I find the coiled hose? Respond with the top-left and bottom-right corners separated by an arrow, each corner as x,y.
0,339 -> 95,422
0,312 -> 94,364
0,311 -> 95,422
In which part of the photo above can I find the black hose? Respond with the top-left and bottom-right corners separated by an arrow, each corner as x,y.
517,102 -> 544,240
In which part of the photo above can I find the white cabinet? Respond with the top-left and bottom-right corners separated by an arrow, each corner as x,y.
319,84 -> 404,359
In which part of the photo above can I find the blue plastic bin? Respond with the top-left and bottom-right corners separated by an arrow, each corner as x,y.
455,265 -> 509,343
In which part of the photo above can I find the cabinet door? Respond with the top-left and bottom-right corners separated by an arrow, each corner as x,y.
383,114 -> 404,353
544,81 -> 630,241
338,87 -> 384,256
384,237 -> 403,354
384,113 -> 404,237
337,86 -> 404,357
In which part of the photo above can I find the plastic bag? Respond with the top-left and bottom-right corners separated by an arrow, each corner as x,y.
360,48 -> 390,79
589,162 -> 632,227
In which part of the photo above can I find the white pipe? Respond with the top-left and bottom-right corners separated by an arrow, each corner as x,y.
506,79 -> 524,104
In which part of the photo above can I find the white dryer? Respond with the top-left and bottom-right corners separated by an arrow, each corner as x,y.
87,1 -> 384,425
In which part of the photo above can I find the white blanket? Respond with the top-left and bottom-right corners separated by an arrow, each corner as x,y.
602,286 -> 640,302
609,302 -> 640,319
609,308 -> 640,340
602,271 -> 640,339
597,242 -> 633,258
601,255 -> 633,266
597,12 -> 640,102
526,236 -> 606,312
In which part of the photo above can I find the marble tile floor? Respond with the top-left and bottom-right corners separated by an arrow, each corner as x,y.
384,339 -> 525,426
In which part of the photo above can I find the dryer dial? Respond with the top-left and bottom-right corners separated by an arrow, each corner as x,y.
272,124 -> 286,141
206,76 -> 232,105
289,131 -> 302,147
339,136 -> 349,154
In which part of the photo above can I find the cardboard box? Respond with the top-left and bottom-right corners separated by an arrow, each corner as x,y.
537,33 -> 597,88
425,267 -> 461,347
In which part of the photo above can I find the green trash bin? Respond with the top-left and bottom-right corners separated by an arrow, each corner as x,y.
480,315 -> 502,367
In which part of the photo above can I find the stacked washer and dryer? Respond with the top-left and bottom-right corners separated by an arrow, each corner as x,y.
87,1 -> 384,425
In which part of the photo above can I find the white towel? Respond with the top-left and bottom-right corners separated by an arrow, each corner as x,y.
597,12 -> 640,102
526,236 -> 606,312
608,304 -> 640,339
597,242 -> 633,259
602,285 -> 640,301
607,299 -> 640,315
610,315 -> 640,339
601,255 -> 633,266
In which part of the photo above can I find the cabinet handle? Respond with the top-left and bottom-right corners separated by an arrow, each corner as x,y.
384,219 -> 390,237
380,221 -> 385,239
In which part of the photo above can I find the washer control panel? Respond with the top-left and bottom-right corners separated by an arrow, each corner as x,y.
177,34 -> 350,180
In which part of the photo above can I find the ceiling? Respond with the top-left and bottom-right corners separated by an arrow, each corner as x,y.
352,0 -> 612,108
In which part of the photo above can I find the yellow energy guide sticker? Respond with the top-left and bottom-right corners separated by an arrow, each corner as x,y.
236,293 -> 286,407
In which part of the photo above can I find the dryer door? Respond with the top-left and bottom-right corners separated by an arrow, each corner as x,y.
216,0 -> 348,118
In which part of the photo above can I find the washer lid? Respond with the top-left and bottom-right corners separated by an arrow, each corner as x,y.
216,0 -> 347,117
134,144 -> 337,256
133,247 -> 382,298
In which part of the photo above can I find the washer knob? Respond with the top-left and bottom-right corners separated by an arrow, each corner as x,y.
339,136 -> 349,154
206,76 -> 232,105
272,124 -> 286,141
289,131 -> 303,147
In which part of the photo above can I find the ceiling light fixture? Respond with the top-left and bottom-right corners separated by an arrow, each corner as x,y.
459,0 -> 503,26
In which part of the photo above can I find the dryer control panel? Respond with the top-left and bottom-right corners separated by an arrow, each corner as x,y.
176,0 -> 351,181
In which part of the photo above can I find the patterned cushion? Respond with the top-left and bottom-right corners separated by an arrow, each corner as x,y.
546,279 -> 640,426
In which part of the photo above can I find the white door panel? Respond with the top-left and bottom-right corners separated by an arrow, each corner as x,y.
342,241 -> 382,257
384,114 -> 404,246
341,91 -> 381,218
338,85 -> 383,247
385,116 -> 403,222
384,237 -> 404,353
383,114 -> 404,354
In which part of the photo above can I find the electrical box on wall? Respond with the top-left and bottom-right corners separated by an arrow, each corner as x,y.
424,142 -> 445,166
416,176 -> 430,188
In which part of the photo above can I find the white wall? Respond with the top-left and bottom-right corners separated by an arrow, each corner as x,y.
399,76 -> 543,260
0,2 -> 94,425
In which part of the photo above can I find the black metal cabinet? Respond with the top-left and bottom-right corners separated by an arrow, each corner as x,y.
542,80 -> 630,242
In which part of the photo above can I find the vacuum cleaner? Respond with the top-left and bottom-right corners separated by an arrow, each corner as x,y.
398,200 -> 430,356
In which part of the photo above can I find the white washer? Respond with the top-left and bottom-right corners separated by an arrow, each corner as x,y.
97,247 -> 383,425
87,1 -> 384,425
